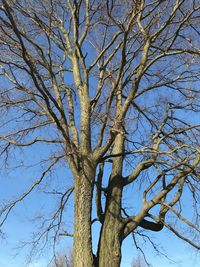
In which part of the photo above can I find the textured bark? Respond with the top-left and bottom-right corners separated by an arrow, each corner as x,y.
96,133 -> 125,267
97,177 -> 124,267
73,166 -> 95,267
97,229 -> 122,267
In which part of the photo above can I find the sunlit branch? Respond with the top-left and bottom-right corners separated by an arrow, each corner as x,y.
148,214 -> 200,250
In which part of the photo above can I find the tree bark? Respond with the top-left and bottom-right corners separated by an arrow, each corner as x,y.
73,166 -> 95,267
97,179 -> 124,267
96,132 -> 124,267
97,218 -> 122,267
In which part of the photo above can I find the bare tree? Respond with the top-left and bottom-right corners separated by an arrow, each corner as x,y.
50,251 -> 73,267
132,255 -> 148,267
0,1 -> 200,267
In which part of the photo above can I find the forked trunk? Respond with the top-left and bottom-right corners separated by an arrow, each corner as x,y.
73,171 -> 95,267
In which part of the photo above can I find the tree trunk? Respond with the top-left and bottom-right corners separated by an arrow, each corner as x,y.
73,168 -> 95,267
97,180 -> 123,267
96,132 -> 124,267
97,219 -> 122,267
